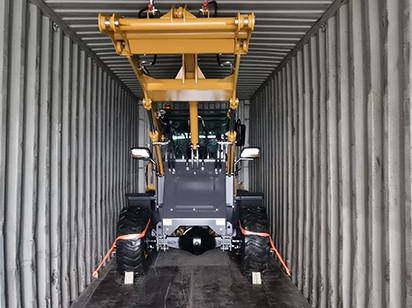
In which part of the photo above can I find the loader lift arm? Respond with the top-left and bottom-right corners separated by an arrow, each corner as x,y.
99,5 -> 255,175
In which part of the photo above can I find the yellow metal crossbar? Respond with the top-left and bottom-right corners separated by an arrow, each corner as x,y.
99,8 -> 254,56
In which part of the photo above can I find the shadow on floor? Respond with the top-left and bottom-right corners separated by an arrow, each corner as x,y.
71,249 -> 310,308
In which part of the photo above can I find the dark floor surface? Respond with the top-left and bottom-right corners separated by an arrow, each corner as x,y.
71,249 -> 310,308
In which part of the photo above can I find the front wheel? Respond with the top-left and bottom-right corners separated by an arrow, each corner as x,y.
240,206 -> 271,275
116,206 -> 151,275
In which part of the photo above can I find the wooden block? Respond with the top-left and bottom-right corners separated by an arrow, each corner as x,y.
124,272 -> 134,285
252,272 -> 262,285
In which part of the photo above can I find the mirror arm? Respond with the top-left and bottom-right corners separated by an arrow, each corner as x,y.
234,157 -> 253,165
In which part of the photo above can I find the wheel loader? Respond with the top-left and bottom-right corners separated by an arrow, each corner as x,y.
98,1 -> 271,277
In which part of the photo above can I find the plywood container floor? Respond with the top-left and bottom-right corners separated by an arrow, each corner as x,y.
71,249 -> 310,308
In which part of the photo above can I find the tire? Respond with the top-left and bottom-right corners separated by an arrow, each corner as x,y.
116,206 -> 151,275
240,206 -> 270,275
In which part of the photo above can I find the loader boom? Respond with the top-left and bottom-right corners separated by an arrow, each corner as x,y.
99,6 -> 255,175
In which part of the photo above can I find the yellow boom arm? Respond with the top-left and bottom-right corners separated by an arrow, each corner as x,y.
99,6 -> 255,175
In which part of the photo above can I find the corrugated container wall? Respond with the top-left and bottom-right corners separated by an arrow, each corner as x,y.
250,1 -> 411,307
0,0 -> 140,307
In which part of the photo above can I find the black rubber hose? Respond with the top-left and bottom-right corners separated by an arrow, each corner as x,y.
216,53 -> 223,67
229,108 -> 236,135
209,0 -> 218,17
138,7 -> 147,18
151,54 -> 157,66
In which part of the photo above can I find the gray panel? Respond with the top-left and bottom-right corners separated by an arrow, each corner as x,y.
162,161 -> 226,220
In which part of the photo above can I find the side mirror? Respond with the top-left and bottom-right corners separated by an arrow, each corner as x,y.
235,147 -> 260,166
131,147 -> 152,160
235,120 -> 246,147
240,147 -> 260,159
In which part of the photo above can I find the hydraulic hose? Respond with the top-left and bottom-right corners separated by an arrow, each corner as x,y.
209,0 -> 218,17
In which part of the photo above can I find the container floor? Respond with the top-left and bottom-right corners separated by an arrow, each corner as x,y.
71,249 -> 310,308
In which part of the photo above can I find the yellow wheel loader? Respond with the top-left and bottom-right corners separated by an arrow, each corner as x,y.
99,1 -> 270,276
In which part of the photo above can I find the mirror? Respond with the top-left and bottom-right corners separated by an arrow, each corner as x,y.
131,147 -> 152,159
240,147 -> 260,159
235,119 -> 246,147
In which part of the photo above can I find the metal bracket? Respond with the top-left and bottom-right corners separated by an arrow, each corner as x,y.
152,141 -> 170,146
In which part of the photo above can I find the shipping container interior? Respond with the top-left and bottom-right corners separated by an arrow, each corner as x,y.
1,0 -> 411,307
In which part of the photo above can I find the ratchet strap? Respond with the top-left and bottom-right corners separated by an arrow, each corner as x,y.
92,219 -> 151,278
239,220 -> 291,276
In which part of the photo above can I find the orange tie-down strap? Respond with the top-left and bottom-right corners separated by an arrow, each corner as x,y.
238,220 -> 291,276
92,219 -> 151,278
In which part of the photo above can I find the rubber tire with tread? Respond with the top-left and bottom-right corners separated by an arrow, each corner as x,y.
116,206 -> 151,275
240,205 -> 271,275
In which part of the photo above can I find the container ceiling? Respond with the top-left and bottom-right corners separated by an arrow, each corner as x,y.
33,0 -> 335,99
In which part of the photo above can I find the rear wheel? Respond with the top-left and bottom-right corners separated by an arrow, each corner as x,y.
116,206 -> 151,275
240,205 -> 271,275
